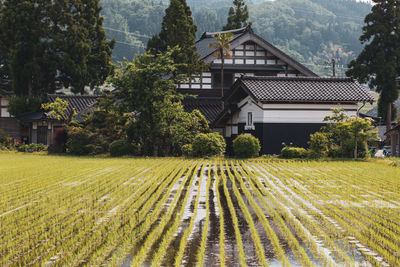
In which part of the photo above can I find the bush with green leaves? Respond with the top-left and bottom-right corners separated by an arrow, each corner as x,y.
17,143 -> 47,153
232,134 -> 261,158
308,132 -> 329,158
66,127 -> 106,155
191,132 -> 226,157
317,108 -> 378,158
0,129 -> 11,145
280,146 -> 308,159
109,140 -> 138,157
181,144 -> 193,157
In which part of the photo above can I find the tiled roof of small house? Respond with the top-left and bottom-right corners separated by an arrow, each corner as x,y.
17,94 -> 99,122
46,94 -> 99,120
183,98 -> 222,123
234,76 -> 374,103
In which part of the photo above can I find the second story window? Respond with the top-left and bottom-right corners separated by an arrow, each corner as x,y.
212,73 -> 234,89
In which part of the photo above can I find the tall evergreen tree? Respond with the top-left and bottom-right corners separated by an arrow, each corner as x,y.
0,0 -> 115,96
346,0 -> 400,132
223,0 -> 251,31
146,0 -> 202,75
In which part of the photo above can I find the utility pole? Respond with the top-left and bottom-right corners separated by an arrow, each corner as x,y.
324,58 -> 337,77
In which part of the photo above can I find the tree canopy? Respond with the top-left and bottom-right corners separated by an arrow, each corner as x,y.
146,0 -> 202,75
112,48 -> 209,156
0,0 -> 115,96
346,0 -> 400,130
223,0 -> 251,31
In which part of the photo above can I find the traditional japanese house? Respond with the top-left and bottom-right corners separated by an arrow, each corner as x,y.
17,94 -> 98,146
180,25 -> 317,122
181,26 -> 374,154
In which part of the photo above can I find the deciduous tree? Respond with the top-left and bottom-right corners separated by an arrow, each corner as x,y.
112,48 -> 208,156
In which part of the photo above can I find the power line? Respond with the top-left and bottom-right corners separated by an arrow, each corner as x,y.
103,26 -> 152,39
108,39 -> 145,48
288,7 -> 366,21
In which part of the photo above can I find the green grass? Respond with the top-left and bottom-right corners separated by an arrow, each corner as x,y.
0,153 -> 399,266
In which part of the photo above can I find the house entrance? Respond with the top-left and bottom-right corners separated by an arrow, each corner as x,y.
37,126 -> 47,145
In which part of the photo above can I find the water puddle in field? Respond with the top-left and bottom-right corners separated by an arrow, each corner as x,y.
204,167 -> 221,266
252,162 -> 386,267
217,180 -> 240,266
122,168 -> 150,185
233,167 -> 303,266
158,165 -> 203,266
118,163 -> 393,267
118,167 -> 194,267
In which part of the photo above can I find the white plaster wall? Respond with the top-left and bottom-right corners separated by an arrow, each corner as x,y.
235,102 -> 358,125
1,98 -> 8,106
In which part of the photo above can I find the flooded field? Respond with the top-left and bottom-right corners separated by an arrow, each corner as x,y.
1,153 -> 399,266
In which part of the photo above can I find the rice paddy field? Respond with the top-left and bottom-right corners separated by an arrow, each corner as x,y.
1,153 -> 399,267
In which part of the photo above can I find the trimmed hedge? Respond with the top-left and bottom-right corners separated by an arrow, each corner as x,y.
191,132 -> 226,157
232,134 -> 261,158
280,146 -> 308,158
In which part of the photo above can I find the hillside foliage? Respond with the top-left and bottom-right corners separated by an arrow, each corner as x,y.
100,0 -> 372,76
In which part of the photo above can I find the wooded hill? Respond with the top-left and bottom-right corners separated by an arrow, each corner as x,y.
100,0 -> 372,76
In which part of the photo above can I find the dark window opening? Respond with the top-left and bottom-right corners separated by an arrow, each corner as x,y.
247,112 -> 253,126
212,73 -> 234,89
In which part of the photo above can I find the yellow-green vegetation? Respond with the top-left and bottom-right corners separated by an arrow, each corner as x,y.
1,153 -> 399,266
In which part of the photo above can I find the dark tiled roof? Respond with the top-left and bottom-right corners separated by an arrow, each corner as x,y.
237,76 -> 374,103
46,94 -> 99,120
196,26 -> 251,60
183,98 -> 222,123
17,112 -> 46,123
366,98 -> 400,119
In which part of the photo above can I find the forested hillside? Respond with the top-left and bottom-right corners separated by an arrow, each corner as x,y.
100,0 -> 372,76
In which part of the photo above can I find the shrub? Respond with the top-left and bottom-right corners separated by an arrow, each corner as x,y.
191,132 -> 226,157
181,144 -> 192,157
0,129 -> 9,144
232,134 -> 261,158
0,130 -> 13,151
17,143 -> 47,153
280,146 -> 308,158
308,132 -> 329,158
327,144 -> 342,158
109,140 -> 136,157
66,127 -> 94,155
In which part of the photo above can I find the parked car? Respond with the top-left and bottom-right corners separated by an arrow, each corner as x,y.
382,146 -> 392,157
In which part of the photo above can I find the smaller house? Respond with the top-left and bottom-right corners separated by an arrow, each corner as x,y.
17,94 -> 98,145
214,76 -> 374,154
0,89 -> 21,140
385,123 -> 400,157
